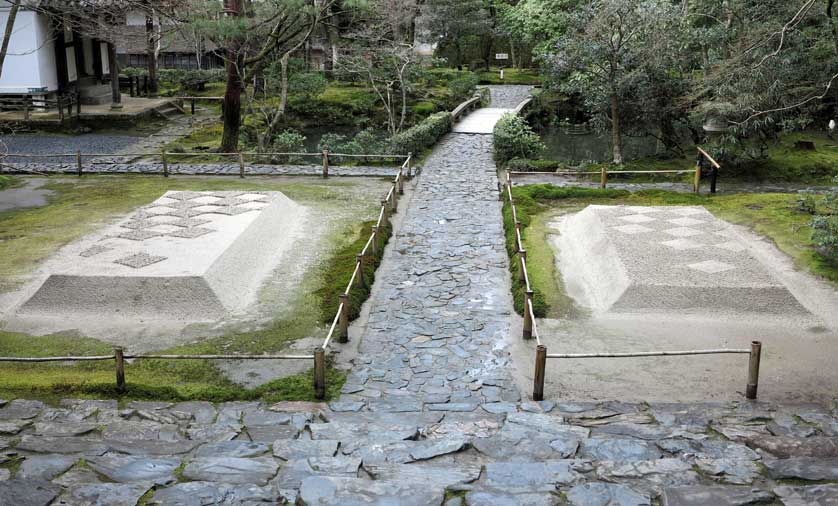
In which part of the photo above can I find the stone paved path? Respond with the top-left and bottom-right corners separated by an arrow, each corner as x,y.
1,89 -> 837,505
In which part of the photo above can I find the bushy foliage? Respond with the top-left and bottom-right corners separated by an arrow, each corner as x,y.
271,130 -> 307,163
812,177 -> 838,262
288,72 -> 327,99
448,73 -> 479,102
389,112 -> 453,155
493,113 -> 545,164
318,128 -> 388,161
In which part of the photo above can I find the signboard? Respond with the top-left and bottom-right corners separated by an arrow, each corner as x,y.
495,53 -> 509,60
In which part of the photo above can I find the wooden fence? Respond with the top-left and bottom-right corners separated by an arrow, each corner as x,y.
0,150 -> 410,178
0,156 -> 411,399
509,148 -> 723,194
501,171 -> 762,401
0,92 -> 81,121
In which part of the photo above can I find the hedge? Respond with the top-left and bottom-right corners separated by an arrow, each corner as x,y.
389,112 -> 453,155
493,112 -> 545,165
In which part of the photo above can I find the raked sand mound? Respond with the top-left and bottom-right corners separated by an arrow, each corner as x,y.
17,190 -> 306,321
554,205 -> 809,315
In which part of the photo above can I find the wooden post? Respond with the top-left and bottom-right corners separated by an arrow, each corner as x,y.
239,153 -> 245,178
523,290 -> 534,339
518,249 -> 527,283
314,347 -> 326,400
161,151 -> 169,177
600,166 -> 607,189
498,182 -> 503,201
693,161 -> 701,193
398,173 -> 404,195
338,293 -> 349,343
356,254 -> 365,288
371,227 -> 379,256
114,347 -> 126,393
746,341 -> 762,400
76,150 -> 83,176
533,344 -> 547,401
391,184 -> 398,212
407,152 -> 413,178
322,150 -> 329,178
381,200 -> 389,229
23,99 -> 30,121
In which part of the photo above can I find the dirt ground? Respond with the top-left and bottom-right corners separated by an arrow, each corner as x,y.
506,207 -> 838,404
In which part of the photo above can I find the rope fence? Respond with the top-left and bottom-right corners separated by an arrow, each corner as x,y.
0,154 -> 412,399
502,170 -> 762,401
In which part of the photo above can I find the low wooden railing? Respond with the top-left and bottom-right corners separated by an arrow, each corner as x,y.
502,170 -> 762,401
0,154 -> 412,399
0,92 -> 81,122
0,150 -> 410,178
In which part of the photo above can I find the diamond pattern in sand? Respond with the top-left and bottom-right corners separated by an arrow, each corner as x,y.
168,217 -> 211,228
714,241 -> 747,253
79,244 -> 112,258
687,260 -> 736,274
619,214 -> 657,224
668,217 -> 705,227
613,224 -> 655,234
663,227 -> 703,238
113,252 -> 167,269
118,230 -> 162,241
661,238 -> 702,250
670,207 -> 706,217
168,227 -> 214,239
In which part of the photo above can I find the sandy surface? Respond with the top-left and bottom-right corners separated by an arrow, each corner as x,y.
508,205 -> 838,404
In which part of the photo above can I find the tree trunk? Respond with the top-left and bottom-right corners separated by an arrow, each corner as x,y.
0,0 -> 20,80
279,52 -> 289,114
220,0 -> 243,153
828,0 -> 838,56
145,13 -> 159,97
610,92 -> 623,165
509,37 -> 517,69
108,43 -> 122,109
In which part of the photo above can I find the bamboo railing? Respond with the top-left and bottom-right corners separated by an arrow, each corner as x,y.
502,170 -> 762,401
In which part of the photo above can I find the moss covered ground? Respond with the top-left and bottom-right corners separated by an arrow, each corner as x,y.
0,175 -> 390,402
477,67 -> 542,85
505,185 -> 838,318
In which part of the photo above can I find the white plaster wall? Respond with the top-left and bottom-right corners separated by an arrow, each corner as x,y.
0,10 -> 58,93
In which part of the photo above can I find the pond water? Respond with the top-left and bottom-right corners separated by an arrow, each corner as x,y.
539,125 -> 661,164
297,124 -> 367,152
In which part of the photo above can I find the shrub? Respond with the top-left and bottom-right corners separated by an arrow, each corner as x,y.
317,133 -> 348,153
493,113 -> 545,165
506,158 -> 536,172
271,130 -> 307,163
289,72 -> 327,99
389,112 -> 453,155
448,73 -> 479,102
412,101 -> 436,117
812,177 -> 838,262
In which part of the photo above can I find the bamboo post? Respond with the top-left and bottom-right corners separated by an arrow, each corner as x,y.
371,227 -> 379,256
338,294 -> 349,343
398,173 -> 404,195
381,200 -> 389,229
322,150 -> 329,178
76,150 -> 82,177
356,254 -> 365,288
600,166 -> 607,189
533,344 -> 547,401
693,160 -> 701,193
391,184 -> 398,212
313,347 -> 326,400
518,248 -> 527,283
190,98 -> 196,115
114,347 -> 126,393
239,153 -> 245,178
746,341 -> 762,399
523,290 -> 534,340
407,152 -> 413,178
161,151 -> 169,178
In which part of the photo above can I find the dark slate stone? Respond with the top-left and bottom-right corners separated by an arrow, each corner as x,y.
106,439 -> 200,456
17,455 -> 77,480
242,424 -> 298,443
581,438 -> 663,461
566,482 -> 651,506
774,484 -> 838,506
661,485 -> 775,506
272,456 -> 361,489
194,441 -> 269,458
171,401 -> 217,424
298,476 -> 445,506
364,462 -> 481,488
427,403 -> 479,412
747,436 -> 838,458
483,461 -> 585,492
0,400 -> 43,420
58,482 -> 153,506
328,401 -> 365,412
695,458 -> 761,485
465,490 -> 560,506
148,481 -> 279,505
481,403 -> 518,414
0,479 -> 61,506
15,435 -> 109,455
273,440 -> 339,460
182,457 -> 280,486
764,457 -> 838,481
409,436 -> 468,461
86,455 -> 180,485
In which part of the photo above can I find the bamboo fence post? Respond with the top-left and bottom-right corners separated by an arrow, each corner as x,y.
533,344 -> 547,401
313,347 -> 326,399
407,152 -> 413,178
190,98 -> 196,115
114,347 -> 126,393
746,341 -> 762,399
381,200 -> 389,229
693,161 -> 701,193
239,153 -> 245,178
338,294 -> 349,343
391,184 -> 398,212
321,150 -> 329,178
356,254 -> 365,288
161,152 -> 169,178
518,249 -> 527,283
371,227 -> 379,256
600,166 -> 607,189
523,290 -> 534,340
398,173 -> 404,195
76,150 -> 82,176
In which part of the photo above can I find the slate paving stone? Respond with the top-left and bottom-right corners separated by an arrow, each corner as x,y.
106,438 -> 200,456
297,476 -> 446,506
0,469 -> 9,481
16,455 -> 77,480
364,462 -> 481,488
15,435 -> 109,455
763,457 -> 838,480
465,490 -> 561,506
55,482 -> 153,506
0,479 -> 62,506
273,440 -> 339,460
565,482 -> 651,506
86,455 -> 180,485
32,421 -> 98,437
0,399 -> 43,420
148,481 -> 280,505
747,436 -> 838,458
182,457 -> 280,486
694,458 -> 761,485
273,456 -> 361,489
483,461 -> 588,492
661,485 -> 776,505
194,440 -> 269,458
581,437 -> 663,461
240,424 -> 298,443
774,484 -> 838,506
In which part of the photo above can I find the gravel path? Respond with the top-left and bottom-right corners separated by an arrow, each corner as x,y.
0,92 -> 835,505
